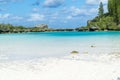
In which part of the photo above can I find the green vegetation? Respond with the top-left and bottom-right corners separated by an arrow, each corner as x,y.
77,0 -> 120,31
0,23 -> 77,33
98,2 -> 104,17
108,0 -> 120,25
0,24 -> 27,33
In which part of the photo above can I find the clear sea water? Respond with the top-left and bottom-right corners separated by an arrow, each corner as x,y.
0,32 -> 120,61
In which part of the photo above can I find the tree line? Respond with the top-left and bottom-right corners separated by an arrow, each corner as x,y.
0,23 -> 78,33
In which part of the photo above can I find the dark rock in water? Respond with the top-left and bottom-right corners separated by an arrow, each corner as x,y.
117,77 -> 120,80
71,51 -> 79,54
89,26 -> 99,31
91,45 -> 96,48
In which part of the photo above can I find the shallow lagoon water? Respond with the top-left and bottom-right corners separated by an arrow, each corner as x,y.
0,32 -> 120,61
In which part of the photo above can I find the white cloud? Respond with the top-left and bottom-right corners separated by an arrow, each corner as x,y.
71,0 -> 77,1
44,0 -> 64,8
32,8 -> 39,12
0,13 -> 24,21
86,0 -> 107,5
12,16 -> 23,20
0,0 -> 23,4
70,6 -> 90,17
27,13 -> 45,21
89,8 -> 98,13
65,6 -> 98,20
50,13 -> 59,19
11,0 -> 23,2
66,16 -> 72,19
0,13 -> 10,19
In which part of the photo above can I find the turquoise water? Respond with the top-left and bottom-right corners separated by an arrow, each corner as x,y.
0,32 -> 120,60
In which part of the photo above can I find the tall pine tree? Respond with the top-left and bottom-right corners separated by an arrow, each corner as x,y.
98,2 -> 104,17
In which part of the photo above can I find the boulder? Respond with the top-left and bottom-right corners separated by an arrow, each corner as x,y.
35,24 -> 48,29
71,51 -> 79,54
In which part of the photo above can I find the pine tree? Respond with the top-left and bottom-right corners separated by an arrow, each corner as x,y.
108,0 -> 120,25
108,0 -> 113,15
98,2 -> 104,17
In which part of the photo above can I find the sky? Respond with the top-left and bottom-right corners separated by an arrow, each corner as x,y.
0,0 -> 108,28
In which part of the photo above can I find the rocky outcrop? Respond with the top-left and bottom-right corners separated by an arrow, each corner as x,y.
35,24 -> 48,29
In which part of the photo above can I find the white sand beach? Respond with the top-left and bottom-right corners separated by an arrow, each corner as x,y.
0,53 -> 120,80
0,32 -> 120,80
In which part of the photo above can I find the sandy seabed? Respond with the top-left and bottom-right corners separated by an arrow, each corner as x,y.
0,53 -> 120,80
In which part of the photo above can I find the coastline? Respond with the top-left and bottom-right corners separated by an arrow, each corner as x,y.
0,31 -> 120,80
0,23 -> 120,34
0,30 -> 120,35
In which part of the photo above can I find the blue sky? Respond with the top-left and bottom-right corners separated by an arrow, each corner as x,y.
0,0 -> 107,28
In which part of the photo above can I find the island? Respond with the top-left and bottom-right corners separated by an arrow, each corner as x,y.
0,23 -> 76,34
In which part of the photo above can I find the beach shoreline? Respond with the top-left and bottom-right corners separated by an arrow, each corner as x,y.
0,53 -> 120,80
0,32 -> 120,80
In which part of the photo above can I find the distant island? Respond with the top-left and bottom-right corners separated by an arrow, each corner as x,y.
0,23 -> 77,33
0,0 -> 120,33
